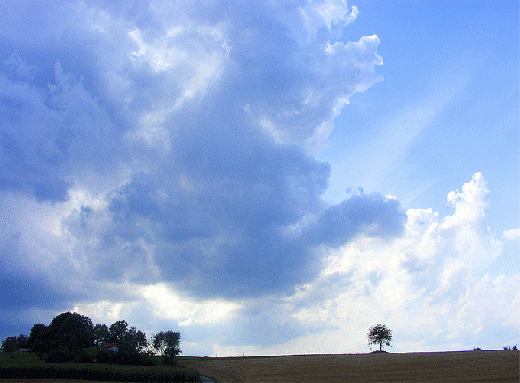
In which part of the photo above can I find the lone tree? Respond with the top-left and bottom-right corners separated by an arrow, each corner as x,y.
368,324 -> 392,352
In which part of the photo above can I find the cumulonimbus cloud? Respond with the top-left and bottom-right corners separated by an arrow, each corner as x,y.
0,0 -> 397,304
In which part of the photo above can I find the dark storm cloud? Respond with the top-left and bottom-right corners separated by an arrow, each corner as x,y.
103,153 -> 403,298
0,273 -> 64,310
104,133 -> 332,296
305,193 -> 406,246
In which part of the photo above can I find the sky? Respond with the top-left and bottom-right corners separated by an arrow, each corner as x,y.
0,0 -> 518,356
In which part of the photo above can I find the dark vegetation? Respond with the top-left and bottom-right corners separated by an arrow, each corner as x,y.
502,345 -> 517,350
0,311 -> 199,382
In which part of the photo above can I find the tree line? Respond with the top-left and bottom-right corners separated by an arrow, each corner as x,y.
1,311 -> 181,365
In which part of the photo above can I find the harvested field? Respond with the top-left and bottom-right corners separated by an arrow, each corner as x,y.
182,350 -> 519,383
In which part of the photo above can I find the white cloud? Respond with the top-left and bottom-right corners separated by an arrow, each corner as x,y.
503,228 -> 520,241
300,0 -> 358,32
127,22 -> 230,110
71,282 -> 242,329
139,283 -> 241,326
444,172 -> 489,226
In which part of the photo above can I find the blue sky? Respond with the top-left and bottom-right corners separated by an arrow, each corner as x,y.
0,0 -> 518,356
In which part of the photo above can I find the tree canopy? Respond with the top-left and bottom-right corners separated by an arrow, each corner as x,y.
152,331 -> 181,364
37,311 -> 96,362
368,324 -> 393,352
93,323 -> 110,346
28,324 -> 49,358
107,320 -> 149,355
1,337 -> 19,357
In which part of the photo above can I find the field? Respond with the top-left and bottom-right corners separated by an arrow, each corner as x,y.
182,350 -> 519,383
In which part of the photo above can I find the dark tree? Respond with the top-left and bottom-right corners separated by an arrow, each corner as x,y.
368,324 -> 393,352
16,334 -> 29,349
152,331 -> 181,365
109,320 -> 129,343
93,323 -> 110,346
108,320 -> 149,357
43,312 -> 95,362
1,337 -> 19,358
152,333 -> 166,355
123,326 -> 149,354
48,312 -> 95,348
28,324 -> 49,358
